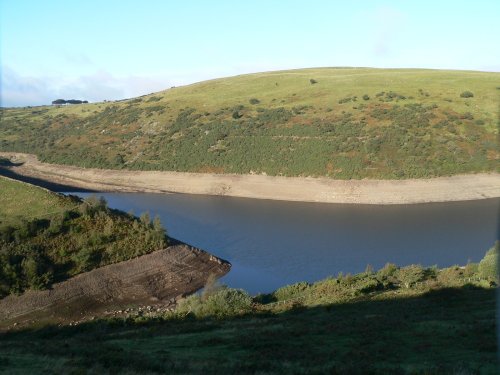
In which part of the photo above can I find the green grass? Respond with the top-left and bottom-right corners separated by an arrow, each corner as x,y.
1,68 -> 498,178
0,271 -> 497,374
0,177 -> 73,226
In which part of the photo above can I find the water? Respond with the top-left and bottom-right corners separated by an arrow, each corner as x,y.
70,192 -> 499,294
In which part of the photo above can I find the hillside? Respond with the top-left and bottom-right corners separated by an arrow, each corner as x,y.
1,248 -> 498,374
1,68 -> 498,179
0,175 -> 74,226
0,176 -> 168,298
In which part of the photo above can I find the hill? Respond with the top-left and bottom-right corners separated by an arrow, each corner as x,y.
0,176 -> 168,298
0,175 -> 74,226
1,247 -> 498,374
1,68 -> 498,179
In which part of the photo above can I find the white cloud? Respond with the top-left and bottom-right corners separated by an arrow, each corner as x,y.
0,66 -> 175,107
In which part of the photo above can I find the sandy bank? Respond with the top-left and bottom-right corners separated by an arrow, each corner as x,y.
0,241 -> 230,329
1,152 -> 499,204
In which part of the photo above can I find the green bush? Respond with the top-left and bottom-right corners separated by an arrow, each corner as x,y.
396,264 -> 425,288
478,242 -> 499,279
249,98 -> 260,105
177,288 -> 253,318
362,94 -> 370,101
377,263 -> 398,278
460,91 -> 474,98
309,79 -> 318,85
273,281 -> 310,301
354,276 -> 382,294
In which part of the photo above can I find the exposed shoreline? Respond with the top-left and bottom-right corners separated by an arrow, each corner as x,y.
0,240 -> 230,330
1,152 -> 499,204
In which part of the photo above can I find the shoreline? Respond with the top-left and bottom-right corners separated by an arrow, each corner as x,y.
0,240 -> 231,330
1,152 -> 500,204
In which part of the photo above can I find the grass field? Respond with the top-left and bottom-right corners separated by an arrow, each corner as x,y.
0,176 -> 74,226
1,68 -> 498,178
0,268 -> 497,374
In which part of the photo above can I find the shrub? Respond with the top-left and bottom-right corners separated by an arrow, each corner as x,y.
377,263 -> 398,278
478,242 -> 499,279
273,281 -> 310,301
460,91 -> 474,98
177,288 -> 253,318
354,277 -> 382,294
437,266 -> 464,285
310,79 -> 318,85
362,94 -> 370,101
396,264 -> 425,288
249,98 -> 260,105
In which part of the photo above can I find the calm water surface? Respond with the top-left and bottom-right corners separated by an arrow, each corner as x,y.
72,193 -> 499,294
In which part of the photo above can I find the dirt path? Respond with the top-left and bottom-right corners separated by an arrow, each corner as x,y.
0,242 -> 230,330
1,152 -> 499,204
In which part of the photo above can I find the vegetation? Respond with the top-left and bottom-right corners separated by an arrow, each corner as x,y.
478,242 -> 499,279
0,245 -> 497,374
460,91 -> 474,98
0,68 -> 497,179
51,99 -> 89,105
0,177 -> 168,298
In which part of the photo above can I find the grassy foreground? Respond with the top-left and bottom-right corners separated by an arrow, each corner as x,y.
0,246 -> 498,374
1,68 -> 498,179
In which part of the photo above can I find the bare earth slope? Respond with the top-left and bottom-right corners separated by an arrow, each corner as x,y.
1,152 -> 499,204
0,242 -> 230,330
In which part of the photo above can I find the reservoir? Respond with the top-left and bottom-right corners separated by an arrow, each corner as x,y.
72,192 -> 499,294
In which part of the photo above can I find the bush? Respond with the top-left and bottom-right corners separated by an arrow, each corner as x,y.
310,79 -> 318,85
273,281 -> 310,301
396,264 -> 425,288
354,276 -> 382,294
249,98 -> 260,105
377,263 -> 398,278
177,288 -> 253,318
362,94 -> 370,101
478,242 -> 499,279
460,91 -> 474,98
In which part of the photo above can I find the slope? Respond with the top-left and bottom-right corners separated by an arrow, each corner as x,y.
0,68 -> 498,178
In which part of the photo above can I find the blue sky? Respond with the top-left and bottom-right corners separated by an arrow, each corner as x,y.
1,0 -> 499,107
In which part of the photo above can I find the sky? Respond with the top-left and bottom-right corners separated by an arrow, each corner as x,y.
1,0 -> 499,107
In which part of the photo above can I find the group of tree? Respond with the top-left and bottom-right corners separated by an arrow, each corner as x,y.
51,99 -> 89,105
0,196 -> 168,298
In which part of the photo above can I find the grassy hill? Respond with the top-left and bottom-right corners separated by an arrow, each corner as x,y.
0,176 -> 167,298
1,68 -> 498,178
1,249 -> 498,374
0,176 -> 74,226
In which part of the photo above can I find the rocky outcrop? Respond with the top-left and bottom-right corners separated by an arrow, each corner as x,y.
0,242 -> 230,329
